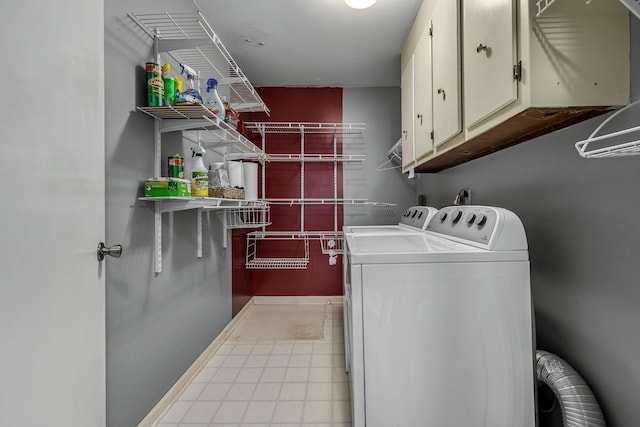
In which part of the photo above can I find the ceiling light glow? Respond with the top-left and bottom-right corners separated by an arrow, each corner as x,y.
345,0 -> 377,9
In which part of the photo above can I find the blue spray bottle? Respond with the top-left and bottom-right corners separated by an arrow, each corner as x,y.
176,63 -> 203,105
204,78 -> 225,120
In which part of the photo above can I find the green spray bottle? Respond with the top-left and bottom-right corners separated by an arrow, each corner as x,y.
162,63 -> 176,105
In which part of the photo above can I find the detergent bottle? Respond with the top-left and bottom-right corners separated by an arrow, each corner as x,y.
176,63 -> 202,105
191,145 -> 208,197
204,78 -> 225,120
162,63 -> 176,105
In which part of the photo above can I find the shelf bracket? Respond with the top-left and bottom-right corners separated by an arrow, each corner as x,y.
154,204 -> 162,274
197,208 -> 203,258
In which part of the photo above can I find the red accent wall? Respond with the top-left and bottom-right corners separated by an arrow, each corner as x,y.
232,87 -> 344,310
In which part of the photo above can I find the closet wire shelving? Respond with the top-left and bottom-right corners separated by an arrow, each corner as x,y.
243,122 -> 396,269
575,100 -> 640,158
129,10 -> 271,273
537,0 -> 640,20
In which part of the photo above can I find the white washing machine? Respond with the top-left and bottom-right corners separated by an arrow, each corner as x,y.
343,206 -> 438,235
343,205 -> 536,427
342,206 -> 438,373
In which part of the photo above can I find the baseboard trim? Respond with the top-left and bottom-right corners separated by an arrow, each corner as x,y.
253,295 -> 344,305
136,297 -> 257,427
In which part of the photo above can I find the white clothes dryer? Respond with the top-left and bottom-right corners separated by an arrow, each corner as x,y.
343,205 -> 536,427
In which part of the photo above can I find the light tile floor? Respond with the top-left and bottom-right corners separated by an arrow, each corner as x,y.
154,303 -> 351,427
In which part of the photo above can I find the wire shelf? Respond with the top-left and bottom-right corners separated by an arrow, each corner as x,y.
137,105 -> 265,160
245,122 -> 366,135
221,206 -> 271,229
537,0 -> 640,19
266,154 -> 366,162
265,199 -> 396,206
245,258 -> 310,269
535,0 -> 557,17
245,231 -> 310,269
128,11 -> 269,114
320,233 -> 344,255
575,101 -> 640,158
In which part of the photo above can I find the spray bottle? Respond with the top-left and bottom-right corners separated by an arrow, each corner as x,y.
191,145 -> 208,197
162,63 -> 176,105
176,63 -> 203,105
174,75 -> 183,102
204,78 -> 225,120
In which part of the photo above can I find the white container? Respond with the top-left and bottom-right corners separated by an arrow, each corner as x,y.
227,161 -> 243,187
242,162 -> 258,200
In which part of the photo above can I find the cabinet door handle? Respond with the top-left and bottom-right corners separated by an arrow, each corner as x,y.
476,43 -> 489,53
437,88 -> 446,101
416,113 -> 423,125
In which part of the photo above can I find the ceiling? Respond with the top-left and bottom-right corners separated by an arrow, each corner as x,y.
196,0 -> 423,88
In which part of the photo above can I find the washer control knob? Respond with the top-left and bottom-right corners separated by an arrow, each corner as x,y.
439,212 -> 448,222
466,213 -> 476,224
452,209 -> 463,224
475,214 -> 487,226
411,210 -> 417,218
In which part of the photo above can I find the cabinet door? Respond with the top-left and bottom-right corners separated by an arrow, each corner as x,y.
413,26 -> 434,160
401,55 -> 415,169
432,0 -> 461,147
463,0 -> 517,128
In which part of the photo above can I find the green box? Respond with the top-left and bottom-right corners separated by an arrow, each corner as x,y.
144,178 -> 191,197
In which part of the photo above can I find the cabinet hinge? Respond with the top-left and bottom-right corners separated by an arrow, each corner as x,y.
513,61 -> 522,82
429,27 -> 433,36
430,131 -> 434,140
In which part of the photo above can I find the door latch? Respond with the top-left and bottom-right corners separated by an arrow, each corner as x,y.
97,242 -> 123,262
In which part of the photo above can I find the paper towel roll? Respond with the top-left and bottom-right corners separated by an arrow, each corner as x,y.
242,162 -> 258,200
227,161 -> 243,188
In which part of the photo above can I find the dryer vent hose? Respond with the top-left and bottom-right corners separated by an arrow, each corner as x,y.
536,350 -> 606,427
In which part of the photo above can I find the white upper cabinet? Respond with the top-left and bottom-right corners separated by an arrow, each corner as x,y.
431,0 -> 462,147
413,26 -> 434,161
401,55 -> 415,170
401,0 -> 630,173
463,0 -> 517,128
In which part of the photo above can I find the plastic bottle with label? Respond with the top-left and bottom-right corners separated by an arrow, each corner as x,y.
204,78 -> 225,120
162,63 -> 176,105
191,146 -> 208,197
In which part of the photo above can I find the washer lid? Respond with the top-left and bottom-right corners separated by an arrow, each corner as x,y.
343,224 -> 418,235
343,206 -> 439,235
345,232 -> 528,264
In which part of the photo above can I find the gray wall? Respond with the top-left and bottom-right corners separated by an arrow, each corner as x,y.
417,17 -> 640,427
105,2 -> 232,426
343,87 -> 419,226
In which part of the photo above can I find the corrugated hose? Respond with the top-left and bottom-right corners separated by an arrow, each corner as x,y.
536,350 -> 606,427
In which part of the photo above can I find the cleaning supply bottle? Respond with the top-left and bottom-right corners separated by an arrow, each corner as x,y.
176,63 -> 202,105
204,78 -> 225,120
222,96 -> 231,123
191,145 -> 208,197
145,62 -> 164,106
162,63 -> 176,105
174,75 -> 183,102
